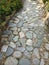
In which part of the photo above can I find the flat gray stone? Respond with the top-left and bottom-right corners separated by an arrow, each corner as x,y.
13,36 -> 19,42
18,21 -> 23,27
6,47 -> 14,57
32,58 -> 40,65
26,32 -> 33,39
45,44 -> 49,51
19,58 -> 31,65
0,52 -> 3,60
4,57 -> 18,65
9,23 -> 17,27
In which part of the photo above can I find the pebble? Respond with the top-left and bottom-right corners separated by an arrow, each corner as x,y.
26,39 -> 33,46
9,42 -> 16,48
32,58 -> 40,65
19,58 -> 31,65
13,36 -> 19,42
19,31 -> 25,38
13,51 -> 22,58
4,57 -> 18,65
33,48 -> 40,59
0,52 -> 3,60
10,27 -> 17,31
26,46 -> 33,52
9,23 -> 17,27
26,32 -> 33,39
40,59 -> 45,65
44,52 -> 49,59
17,47 -> 25,52
6,47 -> 14,57
45,44 -> 49,51
1,45 -> 8,52
18,21 -> 23,27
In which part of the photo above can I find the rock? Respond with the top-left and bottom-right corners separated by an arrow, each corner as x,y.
17,47 -> 25,52
44,52 -> 49,59
19,58 -> 31,65
26,32 -> 33,39
1,45 -> 8,52
6,47 -> 14,57
33,33 -> 37,38
40,59 -> 45,65
18,28 -> 21,32
19,31 -> 25,38
13,36 -> 19,42
0,52 -> 3,60
45,44 -> 49,51
24,51 -> 31,58
16,42 -> 21,47
32,58 -> 40,65
26,39 -> 33,46
26,46 -> 33,52
9,42 -> 16,48
13,51 -> 22,58
19,38 -> 26,46
10,27 -> 17,31
18,21 -> 23,27
13,31 -> 18,35
9,23 -> 17,27
4,57 -> 18,65
33,48 -> 40,59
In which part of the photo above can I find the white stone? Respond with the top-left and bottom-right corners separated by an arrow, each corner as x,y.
40,59 -> 45,65
19,31 -> 25,38
1,45 -> 8,52
45,44 -> 49,51
9,42 -> 16,48
4,57 -> 18,65
26,39 -> 33,46
33,48 -> 40,59
13,51 -> 22,58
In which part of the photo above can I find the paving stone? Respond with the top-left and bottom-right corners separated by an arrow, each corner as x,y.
40,59 -> 45,65
17,47 -> 25,52
44,52 -> 49,59
45,44 -> 49,51
0,52 -> 3,60
26,32 -> 33,39
6,47 -> 14,57
16,41 -> 21,47
13,31 -> 18,35
4,57 -> 18,65
19,58 -> 31,65
13,51 -> 22,58
1,45 -> 8,52
18,21 -> 23,27
33,48 -> 40,59
26,39 -> 33,46
19,31 -> 25,38
10,27 -> 17,31
9,42 -> 16,48
13,36 -> 19,42
9,23 -> 17,27
26,46 -> 33,52
32,58 -> 40,65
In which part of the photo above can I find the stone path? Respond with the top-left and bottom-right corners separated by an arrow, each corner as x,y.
0,0 -> 49,65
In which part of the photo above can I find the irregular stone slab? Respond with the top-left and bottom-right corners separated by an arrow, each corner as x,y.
13,36 -> 19,42
40,59 -> 45,65
26,32 -> 33,39
13,51 -> 22,58
9,23 -> 17,27
33,48 -> 40,59
19,58 -> 31,65
0,52 -> 3,60
10,27 -> 17,31
26,39 -> 33,46
4,57 -> 18,65
32,58 -> 40,65
6,47 -> 14,57
9,42 -> 16,48
1,45 -> 8,52
26,46 -> 33,52
19,31 -> 25,38
44,52 -> 49,59
45,44 -> 49,51
17,47 -> 25,52
17,21 -> 23,27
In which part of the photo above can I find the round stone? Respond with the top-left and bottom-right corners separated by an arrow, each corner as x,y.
32,58 -> 40,65
6,47 -> 14,57
26,46 -> 33,52
19,58 -> 31,65
26,32 -> 33,39
13,51 -> 22,58
26,39 -> 33,46
0,52 -> 3,60
4,57 -> 18,65
9,42 -> 16,48
19,31 -> 25,38
13,36 -> 19,42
